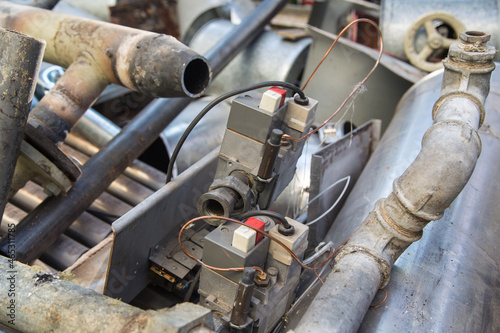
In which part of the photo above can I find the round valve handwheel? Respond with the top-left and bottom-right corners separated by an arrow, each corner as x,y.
404,12 -> 465,72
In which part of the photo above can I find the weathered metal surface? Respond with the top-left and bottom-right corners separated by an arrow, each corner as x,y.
105,149 -> 218,302
0,1 -> 210,142
11,140 -> 73,196
24,124 -> 80,181
190,19 -> 311,96
0,0 -> 288,266
71,109 -> 166,190
294,34 -> 496,332
11,185 -> 112,248
65,236 -> 113,294
0,2 -> 209,98
307,119 -> 380,245
59,144 -> 154,206
160,97 -> 231,176
0,28 -> 44,220
177,0 -> 226,42
303,25 -> 425,134
110,0 -> 180,38
0,256 -> 214,332
39,234 -> 89,271
308,0 -> 380,36
381,0 -> 500,60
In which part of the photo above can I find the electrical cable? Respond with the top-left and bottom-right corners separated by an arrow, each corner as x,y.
282,18 -> 383,144
178,215 -> 336,278
165,81 -> 306,183
238,209 -> 291,230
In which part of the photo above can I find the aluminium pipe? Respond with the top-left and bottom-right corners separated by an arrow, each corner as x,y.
295,32 -> 496,332
0,1 -> 211,142
0,28 -> 44,222
0,0 -> 288,264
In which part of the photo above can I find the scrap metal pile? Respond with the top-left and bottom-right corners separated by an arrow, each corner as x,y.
0,0 -> 499,332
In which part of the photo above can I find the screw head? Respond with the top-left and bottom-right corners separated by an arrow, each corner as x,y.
459,31 -> 491,45
266,267 -> 278,277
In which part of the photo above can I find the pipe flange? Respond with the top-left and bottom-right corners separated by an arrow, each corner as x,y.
432,91 -> 486,128
208,175 -> 254,215
335,246 -> 392,288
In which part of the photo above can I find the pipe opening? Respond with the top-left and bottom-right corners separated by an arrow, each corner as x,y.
183,57 -> 211,98
203,198 -> 225,216
465,31 -> 487,37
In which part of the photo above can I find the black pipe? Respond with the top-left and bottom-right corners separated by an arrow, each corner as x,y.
0,28 -> 44,221
0,0 -> 288,263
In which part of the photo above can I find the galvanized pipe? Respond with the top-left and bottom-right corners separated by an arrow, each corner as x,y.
0,0 -> 288,264
0,1 -> 211,142
0,28 -> 44,222
295,32 -> 496,332
0,256 -> 213,332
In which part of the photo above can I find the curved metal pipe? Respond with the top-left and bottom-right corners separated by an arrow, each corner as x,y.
295,32 -> 496,332
0,1 -> 211,142
0,0 -> 288,264
0,28 -> 44,221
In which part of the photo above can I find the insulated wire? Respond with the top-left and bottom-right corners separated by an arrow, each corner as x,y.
294,175 -> 351,226
282,18 -> 383,144
178,215 -> 337,278
165,81 -> 306,183
238,209 -> 291,229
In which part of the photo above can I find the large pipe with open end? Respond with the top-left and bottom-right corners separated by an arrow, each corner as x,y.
0,1 -> 211,143
0,0 -> 288,264
295,31 -> 496,332
0,28 -> 44,222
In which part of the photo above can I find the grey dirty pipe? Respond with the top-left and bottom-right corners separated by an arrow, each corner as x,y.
0,256 -> 213,332
0,1 -> 211,143
0,0 -> 288,264
295,31 -> 496,332
0,28 -> 44,221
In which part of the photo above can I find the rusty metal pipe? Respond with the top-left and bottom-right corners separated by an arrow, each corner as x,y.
0,256 -> 213,332
0,0 -> 288,264
0,28 -> 44,221
0,1 -> 211,142
295,32 -> 496,332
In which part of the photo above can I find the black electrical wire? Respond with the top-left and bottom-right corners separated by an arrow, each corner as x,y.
238,209 -> 292,230
165,81 -> 306,183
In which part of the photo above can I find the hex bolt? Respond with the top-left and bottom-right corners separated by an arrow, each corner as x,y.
459,31 -> 491,45
447,30 -> 496,62
254,271 -> 270,288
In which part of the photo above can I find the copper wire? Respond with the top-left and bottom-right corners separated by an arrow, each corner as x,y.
283,18 -> 384,144
178,216 -> 339,278
370,289 -> 388,309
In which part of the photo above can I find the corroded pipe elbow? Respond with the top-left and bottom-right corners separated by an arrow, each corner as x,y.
296,31 -> 496,333
0,1 -> 211,142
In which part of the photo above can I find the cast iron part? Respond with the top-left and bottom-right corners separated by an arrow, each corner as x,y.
0,0 -> 289,264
